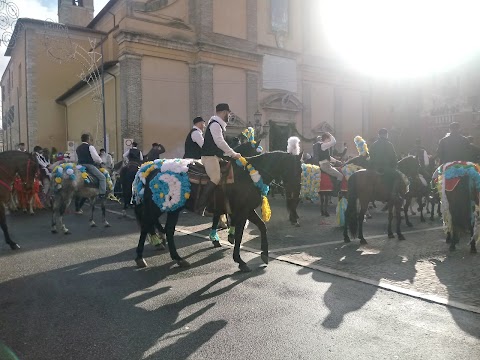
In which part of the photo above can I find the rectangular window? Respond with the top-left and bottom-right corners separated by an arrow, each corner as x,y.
271,0 -> 289,33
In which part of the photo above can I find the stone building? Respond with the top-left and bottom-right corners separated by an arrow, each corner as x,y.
2,0 -> 401,158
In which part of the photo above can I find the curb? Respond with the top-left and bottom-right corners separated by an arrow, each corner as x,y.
107,208 -> 480,315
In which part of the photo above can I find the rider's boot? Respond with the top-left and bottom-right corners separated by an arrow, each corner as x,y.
195,181 -> 216,215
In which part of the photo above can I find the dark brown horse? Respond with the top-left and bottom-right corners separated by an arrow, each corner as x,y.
343,156 -> 418,244
0,151 -> 39,249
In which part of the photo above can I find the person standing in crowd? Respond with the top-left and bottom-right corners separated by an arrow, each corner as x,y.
76,134 -> 107,199
195,103 -> 241,214
145,142 -> 166,162
123,142 -> 143,163
184,117 -> 205,159
33,146 -> 51,196
99,149 -> 114,170
17,143 -> 26,152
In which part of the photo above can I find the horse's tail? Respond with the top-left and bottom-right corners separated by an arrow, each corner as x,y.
345,174 -> 359,238
449,176 -> 472,234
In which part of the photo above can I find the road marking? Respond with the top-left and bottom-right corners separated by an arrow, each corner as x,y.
106,209 -> 479,314
271,226 -> 445,252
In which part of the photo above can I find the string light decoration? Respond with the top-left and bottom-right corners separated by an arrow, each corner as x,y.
42,19 -> 105,147
0,0 -> 22,48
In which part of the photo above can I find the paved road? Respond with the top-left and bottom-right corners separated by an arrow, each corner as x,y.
0,200 -> 479,359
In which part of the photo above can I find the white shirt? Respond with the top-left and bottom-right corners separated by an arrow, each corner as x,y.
82,142 -> 103,163
321,135 -> 337,151
207,116 -> 239,157
191,125 -> 204,147
100,153 -> 113,168
123,147 -> 144,162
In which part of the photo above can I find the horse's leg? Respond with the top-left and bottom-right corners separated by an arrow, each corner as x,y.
232,214 -> 249,272
247,209 -> 268,264
403,195 -> 413,227
165,210 -> 189,267
395,201 -> 405,240
101,197 -> 110,227
135,229 -> 149,268
358,200 -> 368,245
324,194 -> 330,217
209,214 -> 221,247
387,203 -> 395,238
0,205 -> 19,250
58,198 -> 71,235
89,197 -> 97,227
28,193 -> 34,215
320,194 -> 325,216
429,195 -> 435,221
449,226 -> 457,251
419,195 -> 426,222
228,214 -> 236,244
437,201 -> 442,217
51,196 -> 58,234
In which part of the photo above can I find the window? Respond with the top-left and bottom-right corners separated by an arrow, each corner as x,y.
72,0 -> 83,6
271,0 -> 289,33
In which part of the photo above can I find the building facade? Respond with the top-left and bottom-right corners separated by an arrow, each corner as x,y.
3,0 -> 411,159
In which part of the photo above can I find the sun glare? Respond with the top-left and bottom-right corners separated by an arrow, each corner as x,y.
319,0 -> 480,78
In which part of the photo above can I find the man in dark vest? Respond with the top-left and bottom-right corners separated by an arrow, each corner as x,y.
314,132 -> 343,196
195,103 -> 241,214
436,122 -> 472,164
369,128 -> 400,200
123,142 -> 143,163
184,116 -> 206,159
145,142 -> 166,162
76,134 -> 107,199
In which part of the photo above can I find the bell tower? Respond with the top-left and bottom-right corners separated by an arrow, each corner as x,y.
58,0 -> 94,27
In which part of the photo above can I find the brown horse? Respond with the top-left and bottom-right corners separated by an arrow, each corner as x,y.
0,151 -> 39,249
343,156 -> 418,244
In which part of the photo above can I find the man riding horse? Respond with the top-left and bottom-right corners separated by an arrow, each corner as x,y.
313,132 -> 343,196
195,103 -> 241,214
76,134 -> 107,200
369,128 -> 402,202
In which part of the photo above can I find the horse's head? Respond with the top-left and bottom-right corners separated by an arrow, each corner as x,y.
398,155 -> 419,178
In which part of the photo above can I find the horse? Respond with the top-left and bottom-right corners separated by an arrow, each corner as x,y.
403,160 -> 429,226
133,151 -> 302,272
433,162 -> 479,253
343,156 -> 419,244
50,164 -> 113,234
119,160 -> 142,216
0,151 -> 39,249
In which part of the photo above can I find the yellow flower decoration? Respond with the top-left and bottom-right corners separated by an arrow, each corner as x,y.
261,196 -> 272,222
238,157 -> 248,167
55,177 -> 62,184
82,173 -> 88,179
160,193 -> 164,198
154,184 -> 159,189
184,193 -> 190,199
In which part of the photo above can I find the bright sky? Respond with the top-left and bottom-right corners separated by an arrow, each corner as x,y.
318,0 -> 480,79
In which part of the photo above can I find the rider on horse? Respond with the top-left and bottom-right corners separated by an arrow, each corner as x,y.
437,122 -> 473,165
369,128 -> 401,201
76,134 -> 107,200
123,142 -> 143,164
184,117 -> 206,159
313,132 -> 343,196
195,103 -> 241,214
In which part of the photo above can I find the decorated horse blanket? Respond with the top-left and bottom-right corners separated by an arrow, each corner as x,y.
432,161 -> 480,235
51,163 -> 113,192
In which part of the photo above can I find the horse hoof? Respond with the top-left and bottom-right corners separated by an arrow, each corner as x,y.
470,246 -> 477,254
388,233 -> 395,239
212,241 -> 222,248
90,222 -> 97,228
406,222 -> 413,228
155,244 -> 165,251
366,214 -> 372,219
51,229 -> 58,234
239,264 -> 251,272
135,257 -> 148,268
344,237 -> 351,243
9,243 -> 20,250
398,234 -> 406,241
228,234 -> 235,245
261,253 -> 269,264
359,239 -> 367,245
177,259 -> 191,268
104,222 -> 111,228
64,230 -> 71,235
30,212 -> 35,216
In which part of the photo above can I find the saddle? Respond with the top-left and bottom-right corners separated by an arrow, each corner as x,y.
187,160 -> 234,185
84,171 -> 100,188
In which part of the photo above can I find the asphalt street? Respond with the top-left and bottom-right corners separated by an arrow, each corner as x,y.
0,200 -> 479,360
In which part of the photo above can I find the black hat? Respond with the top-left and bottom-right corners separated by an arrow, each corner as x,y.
216,103 -> 230,112
193,116 -> 204,124
378,128 -> 388,135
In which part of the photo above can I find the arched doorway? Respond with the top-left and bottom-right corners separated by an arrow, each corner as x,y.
269,121 -> 291,151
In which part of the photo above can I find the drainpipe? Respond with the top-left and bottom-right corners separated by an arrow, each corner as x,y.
58,102 -> 68,146
105,69 -> 118,160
